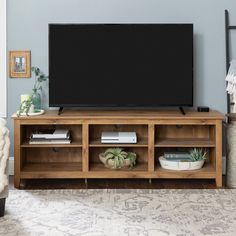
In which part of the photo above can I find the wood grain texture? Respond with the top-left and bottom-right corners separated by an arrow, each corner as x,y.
155,163 -> 216,179
155,138 -> 215,147
12,109 -> 224,120
82,123 -> 89,172
20,162 -> 215,179
89,138 -> 148,147
148,124 -> 155,172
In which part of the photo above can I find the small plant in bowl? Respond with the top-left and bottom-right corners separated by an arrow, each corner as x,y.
99,148 -> 136,169
159,148 -> 207,171
189,148 -> 207,162
17,96 -> 33,117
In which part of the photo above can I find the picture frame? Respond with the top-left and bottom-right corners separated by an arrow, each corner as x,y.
9,51 -> 31,78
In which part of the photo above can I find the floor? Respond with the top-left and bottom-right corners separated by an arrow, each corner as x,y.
2,189 -> 235,236
9,176 -> 226,189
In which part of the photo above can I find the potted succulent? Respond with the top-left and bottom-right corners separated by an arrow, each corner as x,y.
31,67 -> 48,110
189,148 -> 207,162
99,148 -> 136,169
159,148 -> 207,171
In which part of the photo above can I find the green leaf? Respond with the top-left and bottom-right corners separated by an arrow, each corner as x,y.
104,153 -> 114,160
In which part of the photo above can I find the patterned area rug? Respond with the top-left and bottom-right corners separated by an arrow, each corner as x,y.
0,189 -> 236,236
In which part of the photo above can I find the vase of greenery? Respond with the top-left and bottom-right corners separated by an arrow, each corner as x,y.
31,67 -> 48,110
99,148 -> 136,169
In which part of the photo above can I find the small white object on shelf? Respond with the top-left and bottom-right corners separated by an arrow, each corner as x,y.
29,139 -> 71,145
159,156 -> 205,171
101,132 -> 137,143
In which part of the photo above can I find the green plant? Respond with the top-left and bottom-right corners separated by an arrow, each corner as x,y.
189,148 -> 207,162
103,148 -> 136,169
31,67 -> 48,94
17,97 -> 32,117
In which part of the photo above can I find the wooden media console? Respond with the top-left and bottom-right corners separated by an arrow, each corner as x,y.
12,110 -> 224,188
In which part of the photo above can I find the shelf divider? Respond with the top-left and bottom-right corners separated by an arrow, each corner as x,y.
82,123 -> 89,172
148,124 -> 155,172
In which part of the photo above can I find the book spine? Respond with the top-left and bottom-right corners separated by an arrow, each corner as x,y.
164,154 -> 190,158
164,157 -> 192,161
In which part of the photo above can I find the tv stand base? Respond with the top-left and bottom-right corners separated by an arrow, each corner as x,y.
179,107 -> 186,115
58,107 -> 64,115
12,109 -> 224,189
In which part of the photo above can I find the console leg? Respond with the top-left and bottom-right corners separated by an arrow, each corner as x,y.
14,176 -> 20,189
216,177 -> 222,188
0,198 -> 6,217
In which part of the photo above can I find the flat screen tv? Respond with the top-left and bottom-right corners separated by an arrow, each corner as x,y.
49,24 -> 193,108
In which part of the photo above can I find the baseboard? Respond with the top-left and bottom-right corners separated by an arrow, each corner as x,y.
9,156 -> 14,176
8,156 -> 227,176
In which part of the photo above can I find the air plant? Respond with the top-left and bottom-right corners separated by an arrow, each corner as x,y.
102,148 -> 136,169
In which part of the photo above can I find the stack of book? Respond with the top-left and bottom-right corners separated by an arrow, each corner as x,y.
29,129 -> 71,144
163,151 -> 191,162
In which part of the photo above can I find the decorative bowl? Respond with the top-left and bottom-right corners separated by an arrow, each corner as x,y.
99,153 -> 133,169
159,156 -> 205,171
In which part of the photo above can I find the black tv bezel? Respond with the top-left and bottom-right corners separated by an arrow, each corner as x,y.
49,23 -> 194,108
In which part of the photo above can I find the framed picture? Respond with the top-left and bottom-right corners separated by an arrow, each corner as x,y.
9,51 -> 31,78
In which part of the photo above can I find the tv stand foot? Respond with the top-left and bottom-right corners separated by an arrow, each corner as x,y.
58,107 -> 64,115
179,107 -> 186,115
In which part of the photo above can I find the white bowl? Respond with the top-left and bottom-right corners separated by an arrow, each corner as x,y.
159,156 -> 205,171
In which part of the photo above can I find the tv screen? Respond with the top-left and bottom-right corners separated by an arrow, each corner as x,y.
49,24 -> 193,107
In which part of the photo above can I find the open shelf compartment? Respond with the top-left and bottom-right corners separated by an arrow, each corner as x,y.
89,124 -> 148,147
154,147 -> 216,178
89,147 -> 148,172
20,124 -> 82,147
21,147 -> 83,178
155,124 -> 215,147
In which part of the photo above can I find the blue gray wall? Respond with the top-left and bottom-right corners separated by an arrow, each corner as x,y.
7,0 -> 236,156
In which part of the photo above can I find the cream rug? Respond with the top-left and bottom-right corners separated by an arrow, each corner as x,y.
0,189 -> 236,236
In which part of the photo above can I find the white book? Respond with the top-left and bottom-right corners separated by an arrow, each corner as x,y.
32,129 -> 70,139
29,139 -> 71,145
